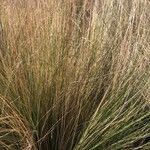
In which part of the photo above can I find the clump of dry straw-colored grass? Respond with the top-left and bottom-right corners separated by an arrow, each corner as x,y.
0,0 -> 150,149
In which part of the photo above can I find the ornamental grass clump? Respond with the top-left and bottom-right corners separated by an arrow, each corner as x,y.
0,0 -> 150,150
